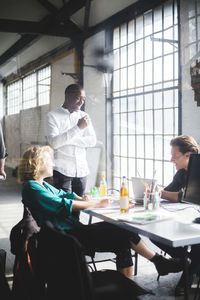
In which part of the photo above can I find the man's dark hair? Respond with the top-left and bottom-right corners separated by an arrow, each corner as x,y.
64,84 -> 83,96
170,135 -> 199,154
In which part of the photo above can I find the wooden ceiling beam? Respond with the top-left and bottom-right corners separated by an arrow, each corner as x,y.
0,0 -> 86,67
0,18 -> 82,37
83,0 -> 91,33
0,34 -> 39,66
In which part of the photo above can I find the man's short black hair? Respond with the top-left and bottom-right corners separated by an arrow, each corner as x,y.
65,84 -> 83,95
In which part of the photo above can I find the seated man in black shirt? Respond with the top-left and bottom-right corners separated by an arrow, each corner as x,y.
151,135 -> 200,295
161,135 -> 199,202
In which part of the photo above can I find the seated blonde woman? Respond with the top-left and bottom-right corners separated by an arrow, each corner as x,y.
18,145 -> 183,279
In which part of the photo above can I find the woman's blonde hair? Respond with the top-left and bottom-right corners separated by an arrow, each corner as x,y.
18,145 -> 53,183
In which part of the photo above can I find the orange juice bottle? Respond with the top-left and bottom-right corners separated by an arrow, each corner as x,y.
120,176 -> 129,213
100,172 -> 107,197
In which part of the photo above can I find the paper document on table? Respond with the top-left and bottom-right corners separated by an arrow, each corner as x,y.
160,201 -> 194,211
93,205 -> 119,211
117,211 -> 173,225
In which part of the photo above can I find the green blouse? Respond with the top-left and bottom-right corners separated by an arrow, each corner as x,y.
22,180 -> 83,230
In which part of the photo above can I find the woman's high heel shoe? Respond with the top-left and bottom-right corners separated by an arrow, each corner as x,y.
153,255 -> 184,276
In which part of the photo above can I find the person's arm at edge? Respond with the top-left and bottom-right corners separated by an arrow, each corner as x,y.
23,182 -> 109,217
0,158 -> 6,180
160,190 -> 179,202
44,181 -> 90,201
160,169 -> 185,203
0,123 -> 7,180
72,197 -> 109,211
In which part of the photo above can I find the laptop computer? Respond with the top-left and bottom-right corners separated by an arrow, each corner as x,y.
131,177 -> 157,204
183,153 -> 200,206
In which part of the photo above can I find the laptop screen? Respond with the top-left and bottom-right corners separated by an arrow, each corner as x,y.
183,153 -> 200,205
131,177 -> 156,201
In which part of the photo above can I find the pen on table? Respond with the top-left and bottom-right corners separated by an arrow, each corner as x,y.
129,204 -> 135,209
137,170 -> 149,189
150,170 -> 157,192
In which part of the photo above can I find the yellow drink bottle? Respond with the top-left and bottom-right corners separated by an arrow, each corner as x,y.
120,176 -> 129,213
100,172 -> 107,197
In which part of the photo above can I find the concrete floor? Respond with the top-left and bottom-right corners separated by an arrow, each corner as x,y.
0,167 -> 198,299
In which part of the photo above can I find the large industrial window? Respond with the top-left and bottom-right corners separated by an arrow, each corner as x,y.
38,66 -> 51,106
7,81 -> 22,115
111,0 -> 179,193
6,65 -> 51,115
23,73 -> 37,109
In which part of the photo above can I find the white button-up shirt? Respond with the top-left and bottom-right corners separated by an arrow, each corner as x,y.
45,106 -> 96,178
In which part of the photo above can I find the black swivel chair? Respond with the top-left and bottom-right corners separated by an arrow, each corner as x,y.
36,221 -> 151,300
10,205 -> 41,300
192,266 -> 200,300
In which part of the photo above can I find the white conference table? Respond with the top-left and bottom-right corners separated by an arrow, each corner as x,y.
84,200 -> 200,300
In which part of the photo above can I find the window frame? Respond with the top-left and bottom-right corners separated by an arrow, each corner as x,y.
6,65 -> 51,115
106,0 -> 181,192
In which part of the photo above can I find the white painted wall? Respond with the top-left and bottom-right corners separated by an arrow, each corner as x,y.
180,0 -> 200,144
50,49 -> 75,110
20,105 -> 49,154
84,31 -> 106,146
4,114 -> 20,168
84,31 -> 107,186
4,105 -> 48,168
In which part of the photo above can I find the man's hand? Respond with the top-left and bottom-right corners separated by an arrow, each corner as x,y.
82,194 -> 91,201
161,190 -> 178,202
77,115 -> 90,130
96,198 -> 113,208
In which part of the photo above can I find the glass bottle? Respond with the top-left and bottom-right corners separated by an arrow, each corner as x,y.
120,176 -> 129,213
100,172 -> 107,197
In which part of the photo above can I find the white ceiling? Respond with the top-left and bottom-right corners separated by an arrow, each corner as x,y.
0,0 -> 137,80
71,0 -> 136,28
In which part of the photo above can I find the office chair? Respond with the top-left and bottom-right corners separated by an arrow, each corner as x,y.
194,279 -> 199,300
193,266 -> 200,300
10,205 -> 40,300
36,221 -> 151,300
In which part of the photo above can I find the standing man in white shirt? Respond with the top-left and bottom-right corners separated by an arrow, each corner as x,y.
45,84 -> 96,211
